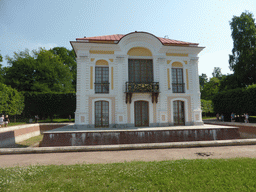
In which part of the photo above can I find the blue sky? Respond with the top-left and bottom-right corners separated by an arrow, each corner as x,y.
0,0 -> 255,78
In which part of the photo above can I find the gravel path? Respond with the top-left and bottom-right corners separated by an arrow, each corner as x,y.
1,145 -> 256,167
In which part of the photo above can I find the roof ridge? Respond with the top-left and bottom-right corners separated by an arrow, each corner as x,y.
76,33 -> 198,45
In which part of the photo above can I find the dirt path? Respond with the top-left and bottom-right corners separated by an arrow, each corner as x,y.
1,145 -> 256,167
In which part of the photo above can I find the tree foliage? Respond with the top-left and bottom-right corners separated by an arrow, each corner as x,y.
229,11 -> 256,86
201,99 -> 214,116
201,77 -> 220,100
199,73 -> 208,89
50,47 -> 77,90
212,67 -> 222,79
0,83 -> 24,115
4,48 -> 74,93
0,51 -> 4,84
218,74 -> 243,92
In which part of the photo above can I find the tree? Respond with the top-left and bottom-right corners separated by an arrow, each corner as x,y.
212,67 -> 222,79
199,73 -> 208,89
0,51 -> 4,84
219,74 -> 243,92
0,83 -> 24,117
5,48 -> 74,93
201,77 -> 220,100
229,11 -> 256,86
50,47 -> 77,90
201,99 -> 214,117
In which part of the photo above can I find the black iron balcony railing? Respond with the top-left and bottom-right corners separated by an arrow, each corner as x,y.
95,82 -> 110,93
172,83 -> 185,93
125,82 -> 159,93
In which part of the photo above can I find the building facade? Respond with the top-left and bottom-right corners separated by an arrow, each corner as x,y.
70,32 -> 204,128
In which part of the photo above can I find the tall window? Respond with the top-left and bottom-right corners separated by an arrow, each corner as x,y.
173,100 -> 185,125
95,101 -> 109,127
128,59 -> 153,83
95,67 -> 109,93
172,68 -> 184,93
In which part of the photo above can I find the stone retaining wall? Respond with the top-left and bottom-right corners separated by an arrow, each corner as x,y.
0,123 -> 67,147
40,127 -> 241,147
204,120 -> 256,139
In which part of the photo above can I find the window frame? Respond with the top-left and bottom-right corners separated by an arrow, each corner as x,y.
128,59 -> 153,83
95,66 -> 109,94
172,68 -> 185,93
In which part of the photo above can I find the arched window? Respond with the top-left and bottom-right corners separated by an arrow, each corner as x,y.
171,62 -> 184,93
95,60 -> 109,93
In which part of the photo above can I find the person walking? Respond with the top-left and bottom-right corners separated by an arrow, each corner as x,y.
216,113 -> 219,121
245,113 -> 249,123
4,115 -> 10,127
221,114 -> 224,122
35,115 -> 39,123
0,115 -> 4,128
231,112 -> 235,122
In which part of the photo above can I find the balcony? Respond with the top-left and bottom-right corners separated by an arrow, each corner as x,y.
172,83 -> 185,93
125,82 -> 159,104
125,82 -> 159,93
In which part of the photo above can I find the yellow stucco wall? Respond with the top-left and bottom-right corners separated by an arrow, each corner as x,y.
167,68 -> 170,89
172,62 -> 183,67
166,53 -> 188,57
127,47 -> 152,56
96,59 -> 108,66
90,66 -> 93,89
89,50 -> 114,54
111,67 -> 114,90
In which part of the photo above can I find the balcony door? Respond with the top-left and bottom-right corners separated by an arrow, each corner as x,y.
173,100 -> 185,125
135,101 -> 149,127
128,59 -> 153,83
95,101 -> 109,127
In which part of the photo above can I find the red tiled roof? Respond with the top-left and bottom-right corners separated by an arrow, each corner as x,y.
78,34 -> 124,41
76,32 -> 198,46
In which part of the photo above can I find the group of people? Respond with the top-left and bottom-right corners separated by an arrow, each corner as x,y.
0,115 -> 10,128
216,113 -> 224,122
216,112 -> 249,123
231,112 -> 249,123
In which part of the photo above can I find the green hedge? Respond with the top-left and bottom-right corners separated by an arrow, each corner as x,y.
23,92 -> 76,119
212,87 -> 256,120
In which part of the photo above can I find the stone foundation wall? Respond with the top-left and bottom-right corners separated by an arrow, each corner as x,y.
0,123 -> 67,147
40,127 -> 241,147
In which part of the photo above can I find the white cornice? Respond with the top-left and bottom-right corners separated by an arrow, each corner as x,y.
159,46 -> 205,55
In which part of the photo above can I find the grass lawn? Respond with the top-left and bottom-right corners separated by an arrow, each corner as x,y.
202,116 -> 216,120
1,119 -> 74,128
38,118 -> 74,123
0,158 -> 256,191
5,122 -> 27,127
16,134 -> 44,148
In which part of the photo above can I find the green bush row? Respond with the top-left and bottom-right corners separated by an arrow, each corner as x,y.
212,86 -> 256,119
23,92 -> 76,119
